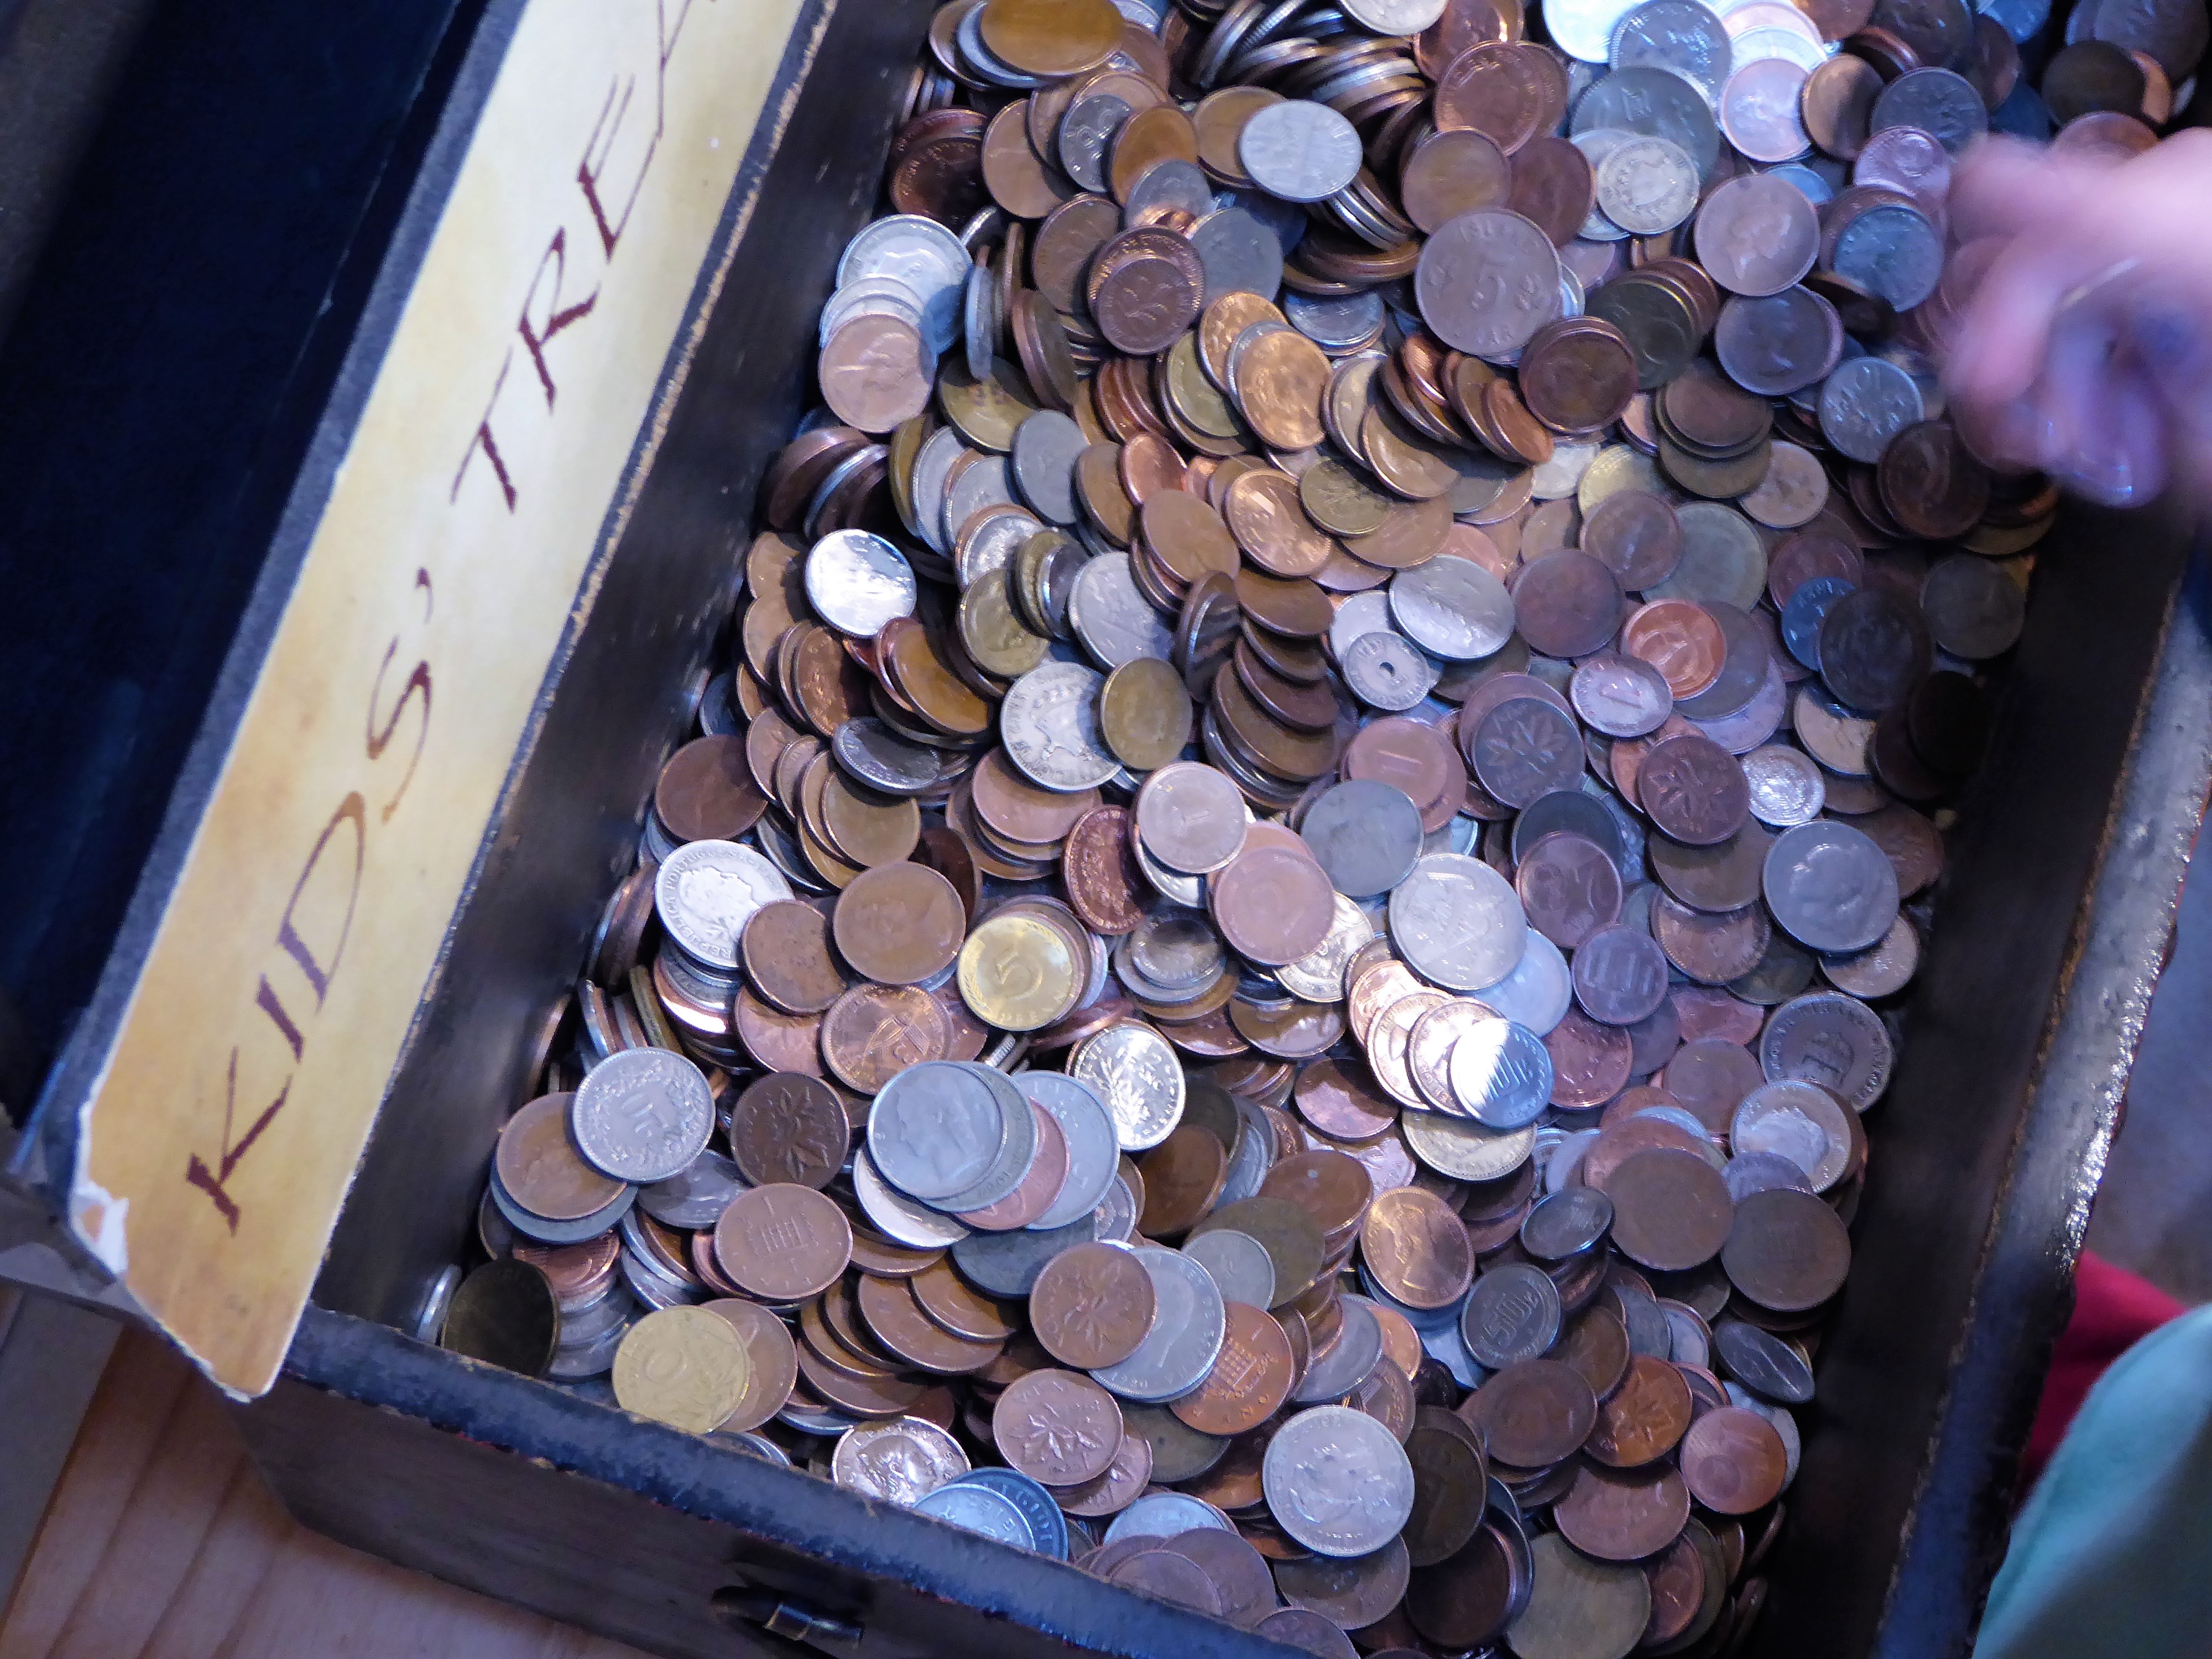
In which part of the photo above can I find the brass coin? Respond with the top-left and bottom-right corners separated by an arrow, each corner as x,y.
1100,655 -> 1197,771
701,1299 -> 801,1433
612,1306 -> 752,1433
441,1259 -> 560,1377
958,910 -> 1084,1030
979,0 -> 1124,76
494,1095 -> 623,1222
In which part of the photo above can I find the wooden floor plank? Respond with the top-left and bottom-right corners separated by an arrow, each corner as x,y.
1,1323 -> 653,1659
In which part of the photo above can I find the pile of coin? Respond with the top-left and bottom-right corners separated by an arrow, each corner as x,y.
428,0 -> 2199,1647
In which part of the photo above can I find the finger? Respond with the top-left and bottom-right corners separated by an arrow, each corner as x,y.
1948,137 -> 2122,243
1942,234 -> 2101,414
2038,312 -> 2167,506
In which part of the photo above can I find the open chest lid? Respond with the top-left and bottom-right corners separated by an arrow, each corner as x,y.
16,0 -> 825,1397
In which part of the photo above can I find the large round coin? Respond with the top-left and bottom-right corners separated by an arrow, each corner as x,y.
1090,1245 -> 1228,1402
1762,821 -> 1899,953
1301,780 -> 1425,898
571,1047 -> 714,1182
805,529 -> 917,636
655,839 -> 794,971
1263,1405 -> 1418,1557
1448,1017 -> 1556,1129
867,1061 -> 1010,1201
1415,211 -> 1562,358
1390,854 -> 1529,991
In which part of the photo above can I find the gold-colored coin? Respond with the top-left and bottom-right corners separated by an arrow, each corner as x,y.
1164,335 -> 1243,441
1226,467 -> 1337,577
979,0 -> 1124,77
957,912 -> 1082,1030
1300,457 -> 1394,537
940,357 -> 1037,452
1199,291 -> 1285,388
613,1306 -> 752,1434
1658,435 -> 1772,500
1100,656 -> 1196,771
959,574 -> 1050,678
1576,442 -> 1665,515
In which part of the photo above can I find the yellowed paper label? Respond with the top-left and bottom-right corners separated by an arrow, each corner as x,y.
67,0 -> 809,1395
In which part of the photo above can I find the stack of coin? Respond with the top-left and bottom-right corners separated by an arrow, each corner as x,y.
438,0 -> 2195,1646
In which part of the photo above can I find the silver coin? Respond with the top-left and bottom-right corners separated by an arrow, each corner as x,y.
1402,1111 -> 1537,1182
1420,1315 -> 1491,1387
638,1147 -> 747,1227
653,838 -> 793,971
914,1481 -> 1036,1547
822,276 -> 926,346
1125,158 -> 1215,228
833,717 -> 952,796
956,506 -> 1044,587
952,1467 -> 1071,1558
1001,660 -> 1121,789
1572,65 -> 1722,176
1594,134 -> 1700,234
908,426 -> 969,554
1287,288 -> 1386,350
1415,210 -> 1564,358
1104,1489 -> 1236,1542
835,215 -> 968,353
942,451 -> 1019,550
1239,100 -> 1364,202
1448,1017 -> 1557,1128
952,1211 -> 1101,1296
1459,1261 -> 1563,1368
1182,1227 -> 1277,1307
1611,0 -> 1733,104
1646,501 -> 1767,609
1016,1072 -> 1121,1230
1190,206 -> 1287,306
1741,744 -> 1825,826
1763,820 -> 1898,952
1477,929 -> 1573,1036
1278,894 -> 1380,1002
1549,0 -> 1653,58
1871,66 -> 1987,153
1760,989 -> 1893,1109
1262,1406 -> 1417,1558
1090,1244 -> 1228,1401
805,529 -> 917,637
1093,1171 -> 1142,1242
1301,780 -> 1425,899
853,1145 -> 973,1247
570,1047 -> 714,1183
936,1063 -> 1042,1212
1215,1094 -> 1279,1207
832,1416 -> 971,1504
963,259 -> 997,382
1290,1294 -> 1385,1401
1831,205 -> 1943,312
1070,1020 -> 1186,1149
1688,656 -> 1788,752
1730,1078 -> 1852,1190
1571,653 -> 1673,738
1068,552 -> 1176,668
1329,588 -> 1396,661
1343,629 -> 1440,709
1341,0 -> 1451,29
1569,129 -> 1636,240
1390,557 -> 1515,661
548,1312 -> 635,1379
865,1060 -> 1009,1201
1729,22 -> 1824,68
1390,853 -> 1529,992
1010,410 -> 1086,526
1058,91 -> 1133,192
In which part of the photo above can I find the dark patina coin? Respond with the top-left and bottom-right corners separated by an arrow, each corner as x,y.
1818,586 -> 1932,712
1722,1187 -> 1853,1312
1764,820 -> 1900,953
1637,735 -> 1750,846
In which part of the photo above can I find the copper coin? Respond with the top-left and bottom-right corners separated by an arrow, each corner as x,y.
1543,1009 -> 1635,1109
1877,420 -> 1991,540
1572,924 -> 1671,1026
1679,1406 -> 1789,1513
1515,832 -> 1624,949
995,1367 -> 1125,1486
1404,1524 -> 1519,1648
831,861 -> 967,984
854,1273 -> 1005,1374
972,747 -> 1099,844
821,982 -> 951,1093
1058,1429 -> 1154,1517
1514,550 -> 1624,658
733,988 -> 826,1078
979,0 -> 1123,77
1554,1463 -> 1692,1562
495,1095 -> 623,1222
1140,1124 -> 1232,1235
514,1232 -> 616,1301
1606,1149 -> 1734,1271
1507,134 -> 1596,247
1818,587 -> 1932,713
1471,697 -> 1583,808
656,734 -> 769,842
1062,806 -> 1147,936
1622,601 -> 1724,699
821,316 -> 933,431
911,1258 -> 1020,1343
728,1072 -> 850,1190
1214,843 -> 1338,966
959,1103 -> 1068,1230
1400,128 -> 1511,233
1261,1149 -> 1375,1242
1659,1037 -> 1766,1134
1435,43 -> 1551,152
1721,1187 -> 1852,1312
1404,1413 -> 1490,1569
1585,1353 -> 1694,1467
741,900 -> 850,1015
1160,1528 -> 1280,1628
1274,1536 -> 1414,1630
1555,1303 -> 1632,1400
1462,1358 -> 1597,1466
1294,1057 -> 1400,1142
702,1298 -> 802,1432
1363,1188 -> 1476,1312
713,1184 -> 851,1301
1637,735 -> 1750,847
1580,491 -> 1682,591
1031,1240 -> 1159,1369
1171,1301 -> 1295,1435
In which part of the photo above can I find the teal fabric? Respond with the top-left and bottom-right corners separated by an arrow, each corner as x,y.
1975,1302 -> 2212,1658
